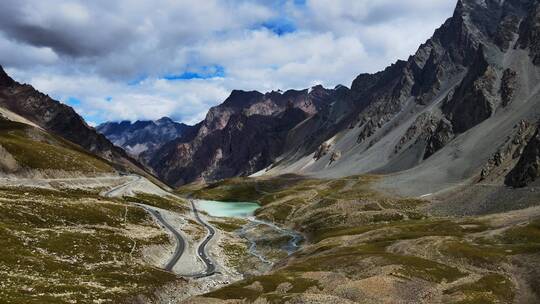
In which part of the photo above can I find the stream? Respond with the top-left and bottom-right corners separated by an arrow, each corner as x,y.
237,217 -> 303,264
195,199 -> 303,264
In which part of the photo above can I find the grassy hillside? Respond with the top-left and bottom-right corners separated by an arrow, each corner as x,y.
0,186 -> 179,303
184,176 -> 540,303
0,120 -> 114,175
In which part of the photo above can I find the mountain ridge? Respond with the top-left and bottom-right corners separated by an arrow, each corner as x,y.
0,66 -> 161,182
96,0 -> 540,192
96,117 -> 196,164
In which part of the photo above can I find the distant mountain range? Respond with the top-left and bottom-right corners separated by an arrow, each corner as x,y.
96,117 -> 197,164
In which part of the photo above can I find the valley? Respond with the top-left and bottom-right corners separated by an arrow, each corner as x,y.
5,171 -> 534,303
0,0 -> 540,302
182,175 -> 540,303
0,175 -> 311,303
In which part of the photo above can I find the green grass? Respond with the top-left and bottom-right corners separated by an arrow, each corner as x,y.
125,193 -> 190,214
469,219 -> 540,255
392,254 -> 466,283
257,202 -> 295,223
185,175 -> 318,205
187,175 -> 432,240
190,176 -> 530,303
497,219 -> 540,253
444,274 -> 514,303
312,219 -> 487,243
284,242 -> 465,283
209,218 -> 248,232
0,121 -> 113,173
222,243 -> 249,269
187,178 -> 262,202
0,187 -> 178,303
441,241 -> 507,267
204,271 -> 319,303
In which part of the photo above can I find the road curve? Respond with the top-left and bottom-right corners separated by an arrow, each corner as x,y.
136,204 -> 186,271
190,200 -> 216,276
101,175 -> 141,198
101,175 -> 217,277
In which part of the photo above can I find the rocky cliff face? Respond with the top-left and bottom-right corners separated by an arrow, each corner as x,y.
96,117 -> 197,164
506,122 -> 540,187
264,0 -> 540,195
146,86 -> 342,185
0,66 -> 151,176
517,1 -> 540,65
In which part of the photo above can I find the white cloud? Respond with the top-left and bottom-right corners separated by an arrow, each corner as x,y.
0,0 -> 456,124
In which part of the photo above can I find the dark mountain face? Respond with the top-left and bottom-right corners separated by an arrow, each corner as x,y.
0,67 -> 14,87
144,87 -> 343,186
96,117 -> 197,164
0,66 -> 151,177
506,122 -> 540,187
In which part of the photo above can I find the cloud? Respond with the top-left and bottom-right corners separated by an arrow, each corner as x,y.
0,33 -> 59,67
0,0 -> 456,125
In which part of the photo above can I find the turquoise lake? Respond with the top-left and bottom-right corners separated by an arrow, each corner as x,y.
196,200 -> 260,218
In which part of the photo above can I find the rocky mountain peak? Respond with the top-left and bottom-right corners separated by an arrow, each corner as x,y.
0,65 -> 15,87
156,116 -> 175,125
222,90 -> 264,108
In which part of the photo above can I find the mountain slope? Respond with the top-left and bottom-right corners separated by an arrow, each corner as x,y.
265,0 -> 540,196
0,119 -> 114,177
0,66 -> 156,179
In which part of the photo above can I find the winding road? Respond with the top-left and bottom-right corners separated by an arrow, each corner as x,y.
135,205 -> 186,271
102,175 -> 217,277
191,200 -> 216,276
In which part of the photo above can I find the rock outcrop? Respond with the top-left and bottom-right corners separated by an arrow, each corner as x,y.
500,69 -> 518,107
506,122 -> 540,187
442,45 -> 496,134
0,66 -> 14,87
517,2 -> 540,65
480,120 -> 536,182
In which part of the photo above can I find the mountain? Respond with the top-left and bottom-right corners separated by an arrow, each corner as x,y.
149,85 -> 347,186
101,0 -> 540,193
96,117 -> 196,164
263,0 -> 540,195
0,66 -> 155,179
0,118 -> 115,177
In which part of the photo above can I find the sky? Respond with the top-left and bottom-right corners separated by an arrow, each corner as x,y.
0,0 -> 456,126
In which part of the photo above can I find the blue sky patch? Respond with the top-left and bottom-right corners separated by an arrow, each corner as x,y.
128,74 -> 148,86
163,65 -> 225,81
66,97 -> 81,107
261,18 -> 296,36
